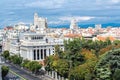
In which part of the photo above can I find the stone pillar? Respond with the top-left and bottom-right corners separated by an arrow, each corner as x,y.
26,49 -> 30,59
51,48 -> 53,55
58,75 -> 61,80
50,71 -> 52,77
61,77 -> 64,80
46,48 -> 49,56
47,71 -> 49,75
51,71 -> 54,78
32,49 -> 34,60
55,72 -> 58,80
49,48 -> 51,56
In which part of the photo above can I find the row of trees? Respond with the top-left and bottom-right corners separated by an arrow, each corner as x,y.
45,38 -> 120,80
21,59 -> 42,74
2,51 -> 42,74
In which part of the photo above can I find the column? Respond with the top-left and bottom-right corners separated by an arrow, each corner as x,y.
58,75 -> 61,80
46,48 -> 49,56
55,72 -> 58,80
52,71 -> 54,78
32,49 -> 35,60
61,77 -> 64,80
32,49 -> 34,60
27,49 -> 29,59
49,47 -> 52,56
49,48 -> 51,56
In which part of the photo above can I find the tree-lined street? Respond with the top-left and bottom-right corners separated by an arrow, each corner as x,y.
0,55 -> 41,80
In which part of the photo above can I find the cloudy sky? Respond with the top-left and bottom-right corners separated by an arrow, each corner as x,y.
0,0 -> 120,26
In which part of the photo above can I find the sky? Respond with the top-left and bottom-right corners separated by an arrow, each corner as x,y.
0,0 -> 120,27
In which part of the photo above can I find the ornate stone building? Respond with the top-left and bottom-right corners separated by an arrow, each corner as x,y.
34,13 -> 48,30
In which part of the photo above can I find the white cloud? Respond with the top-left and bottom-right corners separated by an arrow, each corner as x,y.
96,0 -> 120,5
48,21 -> 63,24
110,0 -> 120,4
48,16 -> 95,25
59,16 -> 95,22
25,0 -> 66,9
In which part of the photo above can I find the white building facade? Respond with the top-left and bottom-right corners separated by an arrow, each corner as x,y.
20,33 -> 64,61
3,31 -> 64,62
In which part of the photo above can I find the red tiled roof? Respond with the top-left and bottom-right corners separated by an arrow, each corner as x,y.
97,36 -> 116,41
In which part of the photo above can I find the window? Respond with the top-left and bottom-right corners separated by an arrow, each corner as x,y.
46,38 -> 48,43
44,49 -> 46,58
41,49 -> 43,59
37,49 -> 39,60
25,37 -> 28,40
33,50 -> 36,60
49,49 -> 51,56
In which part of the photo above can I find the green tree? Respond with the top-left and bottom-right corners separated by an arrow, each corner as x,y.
95,49 -> 120,80
45,55 -> 59,71
21,59 -> 30,68
53,59 -> 69,77
113,68 -> 120,80
28,61 -> 42,73
10,55 -> 23,65
1,66 -> 9,80
69,65 -> 89,80
64,38 -> 85,67
2,50 -> 10,60
113,40 -> 120,45
55,45 -> 63,58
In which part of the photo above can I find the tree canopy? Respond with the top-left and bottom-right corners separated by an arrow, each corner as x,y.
44,38 -> 120,79
1,66 -> 9,79
95,49 -> 120,80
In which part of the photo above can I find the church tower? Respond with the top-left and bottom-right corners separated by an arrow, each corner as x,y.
34,13 -> 39,27
33,13 -> 48,33
70,18 -> 78,29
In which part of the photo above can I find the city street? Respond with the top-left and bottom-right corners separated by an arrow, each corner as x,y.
0,56 -> 42,80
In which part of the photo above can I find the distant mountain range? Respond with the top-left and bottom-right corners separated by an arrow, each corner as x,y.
48,23 -> 120,28
1,23 -> 120,29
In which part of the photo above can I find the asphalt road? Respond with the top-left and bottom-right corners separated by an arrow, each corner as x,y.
0,56 -> 42,80
7,62 -> 42,80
